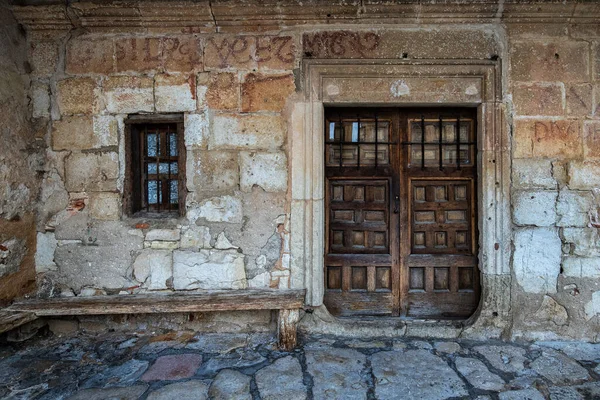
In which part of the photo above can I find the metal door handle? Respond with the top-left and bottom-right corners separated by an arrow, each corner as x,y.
394,195 -> 400,214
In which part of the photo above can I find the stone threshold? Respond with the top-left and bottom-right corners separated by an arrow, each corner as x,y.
299,305 -> 467,339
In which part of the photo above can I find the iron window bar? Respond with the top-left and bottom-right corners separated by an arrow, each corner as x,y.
400,115 -> 475,169
326,115 -> 397,168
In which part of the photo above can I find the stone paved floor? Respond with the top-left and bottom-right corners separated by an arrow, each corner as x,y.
1,330 -> 599,399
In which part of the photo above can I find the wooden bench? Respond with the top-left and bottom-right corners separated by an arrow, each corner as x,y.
5,289 -> 306,350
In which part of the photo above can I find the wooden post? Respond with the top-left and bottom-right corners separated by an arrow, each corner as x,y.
277,308 -> 300,351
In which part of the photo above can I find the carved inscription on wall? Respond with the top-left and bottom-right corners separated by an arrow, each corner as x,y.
303,31 -> 381,58
204,36 -> 295,69
115,36 -> 202,72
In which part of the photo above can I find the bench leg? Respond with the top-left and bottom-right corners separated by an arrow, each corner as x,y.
277,308 -> 300,351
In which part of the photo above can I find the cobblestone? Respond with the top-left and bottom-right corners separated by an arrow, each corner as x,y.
0,333 -> 598,399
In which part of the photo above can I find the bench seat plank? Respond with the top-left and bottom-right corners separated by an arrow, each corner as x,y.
0,310 -> 38,334
7,289 -> 305,316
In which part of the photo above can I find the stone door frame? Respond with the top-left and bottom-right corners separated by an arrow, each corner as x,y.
289,59 -> 510,324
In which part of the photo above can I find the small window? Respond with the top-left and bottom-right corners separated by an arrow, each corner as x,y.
125,119 -> 185,216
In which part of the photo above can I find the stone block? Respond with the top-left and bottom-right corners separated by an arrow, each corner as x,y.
595,84 -> 600,116
133,249 -> 173,290
172,249 -> 247,290
163,36 -> 203,72
568,160 -> 600,190
512,190 -> 557,226
512,159 -> 556,189
241,73 -> 295,112
47,319 -> 79,335
155,74 -> 197,112
514,119 -> 582,159
89,192 -> 121,221
145,229 -> 180,241
189,195 -> 243,223
29,40 -> 58,76
536,295 -> 568,326
92,115 -> 119,147
189,150 -> 239,193
209,369 -> 251,400
557,190 -> 593,227
145,241 -> 180,250
210,114 -> 285,150
52,116 -> 96,151
204,35 -> 254,70
563,228 -> 600,257
566,83 -> 593,116
303,30 -> 497,60
180,226 -> 211,250
64,151 -> 119,192
31,82 -> 50,118
562,256 -> 600,279
53,221 -> 143,291
255,35 -> 296,70
239,151 -> 287,193
141,354 -> 202,382
147,381 -> 209,400
103,76 -> 154,114
585,291 -> 600,320
206,72 -> 240,110
510,41 -> 589,82
115,37 -> 162,72
66,36 -> 114,75
35,231 -> 57,273
583,121 -> 600,159
204,35 -> 295,70
255,356 -> 307,400
512,83 -> 564,116
57,77 -> 98,116
513,228 -> 561,294
184,113 -> 209,148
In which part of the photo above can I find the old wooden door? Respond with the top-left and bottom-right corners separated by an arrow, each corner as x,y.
323,108 -> 480,319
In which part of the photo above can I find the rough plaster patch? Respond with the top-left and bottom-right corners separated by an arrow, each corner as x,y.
189,195 -> 243,224
0,238 -> 26,278
239,152 -> 287,193
513,228 -> 561,294
584,291 -> 600,320
184,113 -> 209,147
35,232 -> 57,273
172,249 -> 247,290
390,80 -> 410,97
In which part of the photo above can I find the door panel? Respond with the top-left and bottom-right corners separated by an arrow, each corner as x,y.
324,108 -> 479,319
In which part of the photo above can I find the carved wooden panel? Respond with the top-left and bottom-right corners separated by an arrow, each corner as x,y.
410,179 -> 474,255
328,180 -> 390,254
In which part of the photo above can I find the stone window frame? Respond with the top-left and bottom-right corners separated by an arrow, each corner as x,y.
123,114 -> 187,217
289,59 -> 511,325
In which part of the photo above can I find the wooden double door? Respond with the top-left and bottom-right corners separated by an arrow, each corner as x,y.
324,108 -> 480,319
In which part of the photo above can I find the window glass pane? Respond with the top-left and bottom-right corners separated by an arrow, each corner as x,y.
169,133 -> 178,156
328,122 -> 336,141
170,180 -> 178,204
148,163 -> 178,175
147,180 -> 161,204
147,133 -> 158,157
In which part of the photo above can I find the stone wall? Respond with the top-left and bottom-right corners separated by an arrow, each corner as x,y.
508,23 -> 600,341
32,30 -> 296,297
13,1 -> 600,340
0,2 -> 42,304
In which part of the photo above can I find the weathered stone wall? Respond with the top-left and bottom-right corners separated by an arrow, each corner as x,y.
33,30 -> 296,297
17,1 -> 600,340
0,2 -> 42,304
507,23 -> 600,341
